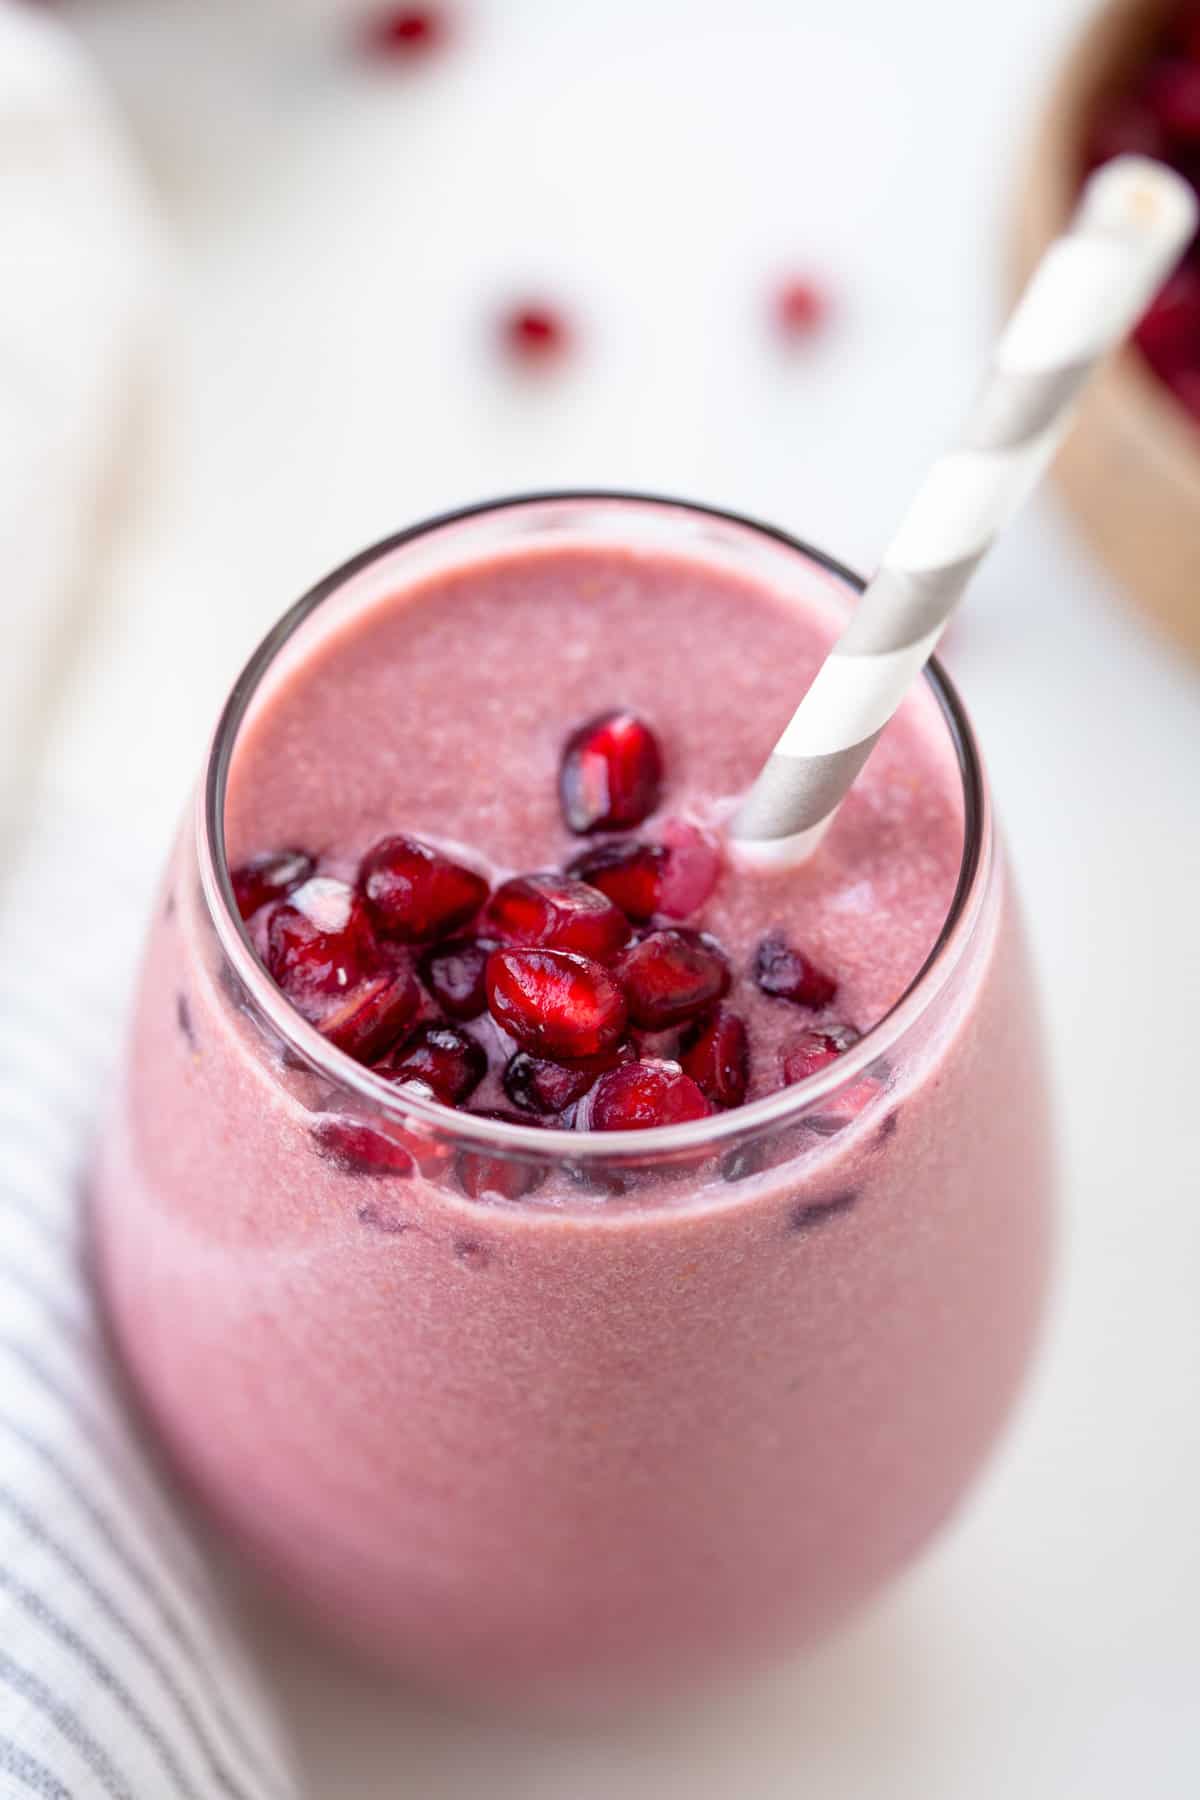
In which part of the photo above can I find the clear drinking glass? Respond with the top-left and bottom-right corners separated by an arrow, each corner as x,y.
93,494 -> 1053,1710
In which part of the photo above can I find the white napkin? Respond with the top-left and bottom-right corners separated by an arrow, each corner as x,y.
0,10 -> 298,1796
0,3 -> 154,834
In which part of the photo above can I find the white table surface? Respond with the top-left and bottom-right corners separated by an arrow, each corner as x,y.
40,0 -> 1200,1792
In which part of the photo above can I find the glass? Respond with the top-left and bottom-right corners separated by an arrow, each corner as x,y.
93,493 -> 1053,1711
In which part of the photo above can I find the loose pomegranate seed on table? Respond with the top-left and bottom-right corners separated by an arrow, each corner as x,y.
772,277 -> 830,342
753,931 -> 838,1010
359,7 -> 449,62
267,877 -> 379,1005
418,936 -> 493,1020
359,834 -> 489,943
559,712 -> 663,834
482,873 -> 630,960
486,948 -> 628,1060
585,1060 -> 713,1131
231,849 -> 315,921
499,304 -> 572,364
679,1007 -> 749,1109
382,1022 -> 487,1105
614,928 -> 731,1030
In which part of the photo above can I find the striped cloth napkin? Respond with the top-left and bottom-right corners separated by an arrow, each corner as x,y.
0,810 -> 298,1800
0,8 -> 298,1796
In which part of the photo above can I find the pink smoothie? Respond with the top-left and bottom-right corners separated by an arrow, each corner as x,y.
94,500 -> 1052,1708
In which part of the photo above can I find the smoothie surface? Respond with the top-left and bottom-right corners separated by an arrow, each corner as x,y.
226,543 -> 965,1104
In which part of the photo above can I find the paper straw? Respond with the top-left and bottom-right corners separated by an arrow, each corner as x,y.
730,156 -> 1198,866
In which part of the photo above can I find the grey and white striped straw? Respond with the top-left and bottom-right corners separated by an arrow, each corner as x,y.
730,155 -> 1198,865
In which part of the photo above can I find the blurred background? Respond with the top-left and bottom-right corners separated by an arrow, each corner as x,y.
4,0 -> 1199,1794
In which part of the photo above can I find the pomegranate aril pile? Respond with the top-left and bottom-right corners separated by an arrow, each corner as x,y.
237,700 -> 873,1175
1084,4 -> 1200,422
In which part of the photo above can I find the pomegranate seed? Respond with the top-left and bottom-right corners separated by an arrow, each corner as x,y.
559,712 -> 663,835
318,966 -> 421,1062
1135,265 -> 1200,375
754,931 -> 837,1009
502,1039 -> 633,1116
360,6 -> 448,60
502,1052 -> 597,1115
267,877 -> 378,1005
585,1060 -> 713,1131
417,936 -> 493,1019
383,1022 -> 487,1105
482,872 -> 631,959
679,1007 -> 749,1108
231,849 -> 315,921
500,304 -> 571,363
656,818 -> 723,917
614,928 -> 731,1029
486,947 -> 628,1059
359,834 -> 488,943
1085,95 -> 1169,166
1145,58 -> 1200,141
569,821 -> 721,924
456,1110 -> 546,1201
311,1117 -> 416,1178
803,1073 -> 885,1136
773,277 -> 830,341
567,840 -> 667,922
780,1024 -> 861,1086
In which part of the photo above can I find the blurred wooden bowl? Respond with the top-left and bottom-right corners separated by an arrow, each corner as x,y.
1013,0 -> 1200,663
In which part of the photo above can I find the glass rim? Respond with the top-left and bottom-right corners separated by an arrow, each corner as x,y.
198,488 -> 989,1163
